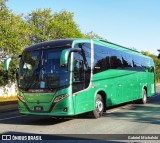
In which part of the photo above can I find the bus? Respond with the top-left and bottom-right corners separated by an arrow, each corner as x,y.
4,38 -> 156,118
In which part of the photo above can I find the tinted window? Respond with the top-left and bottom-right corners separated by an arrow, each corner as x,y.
93,44 -> 154,74
132,55 -> 144,71
73,43 -> 91,92
110,49 -> 123,69
94,44 -> 110,74
149,58 -> 155,72
74,43 -> 91,70
121,52 -> 133,70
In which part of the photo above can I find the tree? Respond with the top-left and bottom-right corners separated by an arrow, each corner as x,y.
51,10 -> 83,39
26,9 -> 83,44
26,9 -> 53,43
0,0 -> 7,11
0,0 -> 31,85
84,31 -> 107,40
142,51 -> 160,82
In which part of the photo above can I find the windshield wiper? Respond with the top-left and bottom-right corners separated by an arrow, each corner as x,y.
46,84 -> 70,92
24,53 -> 43,91
24,63 -> 41,91
24,72 -> 39,91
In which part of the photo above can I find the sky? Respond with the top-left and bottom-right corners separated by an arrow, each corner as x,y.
6,0 -> 160,55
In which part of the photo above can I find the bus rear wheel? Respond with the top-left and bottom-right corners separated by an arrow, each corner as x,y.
139,89 -> 147,104
91,94 -> 104,118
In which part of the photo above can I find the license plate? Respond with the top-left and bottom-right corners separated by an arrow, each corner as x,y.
34,106 -> 43,111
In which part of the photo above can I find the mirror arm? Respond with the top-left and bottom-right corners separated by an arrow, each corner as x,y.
66,48 -> 82,70
157,49 -> 160,59
4,55 -> 22,71
11,55 -> 22,58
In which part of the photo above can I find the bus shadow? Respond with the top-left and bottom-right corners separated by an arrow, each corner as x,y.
0,94 -> 159,126
0,113 -> 94,126
0,115 -> 73,126
103,104 -> 160,125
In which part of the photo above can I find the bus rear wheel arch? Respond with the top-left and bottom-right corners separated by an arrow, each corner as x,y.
141,88 -> 147,104
138,87 -> 147,104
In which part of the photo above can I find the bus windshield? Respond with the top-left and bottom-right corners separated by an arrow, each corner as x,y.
18,47 -> 70,91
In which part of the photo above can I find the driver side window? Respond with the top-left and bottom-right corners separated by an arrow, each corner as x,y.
73,53 -> 85,82
73,53 -> 85,92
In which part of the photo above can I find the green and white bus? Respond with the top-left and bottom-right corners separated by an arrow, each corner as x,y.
5,38 -> 156,118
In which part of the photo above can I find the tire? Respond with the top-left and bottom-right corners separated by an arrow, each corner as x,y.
91,94 -> 104,118
139,89 -> 147,104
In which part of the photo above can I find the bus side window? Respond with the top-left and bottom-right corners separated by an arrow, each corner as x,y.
94,44 -> 111,74
150,59 -> 155,73
73,52 -> 85,93
74,59 -> 84,81
110,49 -> 123,69
121,53 -> 133,70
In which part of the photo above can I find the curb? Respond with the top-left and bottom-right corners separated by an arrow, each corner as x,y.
0,101 -> 18,113
0,100 -> 17,105
0,108 -> 18,113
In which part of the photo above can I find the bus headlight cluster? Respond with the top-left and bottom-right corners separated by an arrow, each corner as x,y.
53,94 -> 69,103
18,95 -> 25,103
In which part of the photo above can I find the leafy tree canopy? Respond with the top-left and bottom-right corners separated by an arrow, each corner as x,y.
142,51 -> 160,82
26,9 -> 83,44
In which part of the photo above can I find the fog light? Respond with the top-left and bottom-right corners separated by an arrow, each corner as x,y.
63,107 -> 68,112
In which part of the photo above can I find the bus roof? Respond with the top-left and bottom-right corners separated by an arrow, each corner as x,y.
93,39 -> 149,58
100,40 -> 139,53
24,38 -> 150,59
24,39 -> 74,51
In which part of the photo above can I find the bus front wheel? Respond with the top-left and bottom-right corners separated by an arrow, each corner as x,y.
91,94 -> 104,118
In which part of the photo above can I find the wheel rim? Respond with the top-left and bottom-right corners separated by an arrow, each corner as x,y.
96,100 -> 103,112
143,92 -> 147,102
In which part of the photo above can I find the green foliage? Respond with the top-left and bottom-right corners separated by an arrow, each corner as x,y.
0,0 -> 7,11
84,31 -> 106,40
26,9 -> 83,44
26,9 -> 53,43
142,51 -> 160,82
0,1 -> 31,86
51,10 -> 83,39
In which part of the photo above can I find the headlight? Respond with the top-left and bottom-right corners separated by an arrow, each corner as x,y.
53,94 -> 69,103
18,95 -> 25,103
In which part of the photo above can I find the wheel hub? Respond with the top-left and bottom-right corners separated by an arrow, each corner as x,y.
96,100 -> 103,112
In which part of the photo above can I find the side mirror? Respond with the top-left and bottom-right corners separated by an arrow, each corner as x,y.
4,55 -> 22,71
60,48 -> 81,67
158,53 -> 160,59
4,57 -> 12,71
157,50 -> 160,59
60,49 -> 70,67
